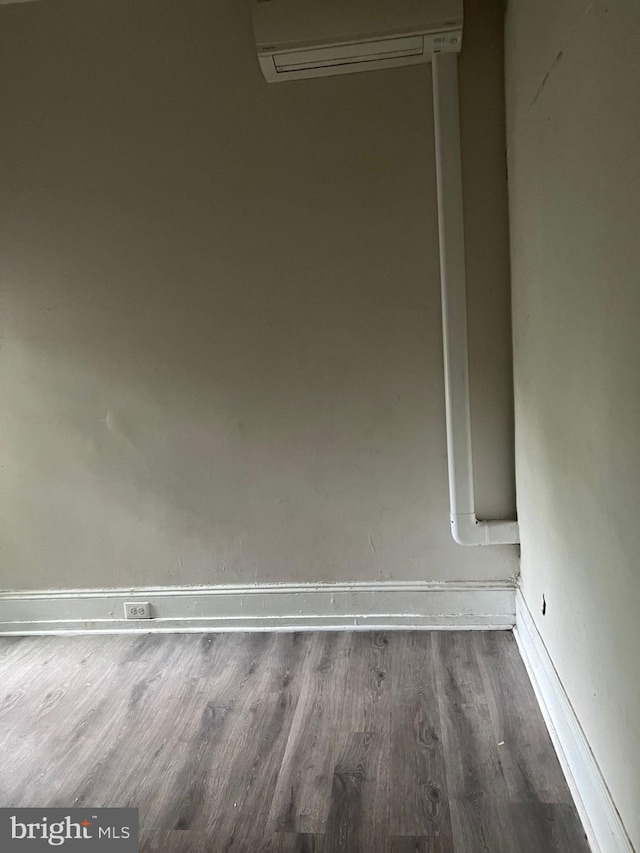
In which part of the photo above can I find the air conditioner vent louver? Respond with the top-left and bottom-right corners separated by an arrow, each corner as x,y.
275,36 -> 424,74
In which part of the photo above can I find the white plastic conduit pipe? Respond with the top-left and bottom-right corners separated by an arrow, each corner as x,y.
431,52 -> 519,546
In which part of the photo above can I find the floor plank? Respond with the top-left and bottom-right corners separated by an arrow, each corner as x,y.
432,632 -> 531,853
390,633 -> 453,848
323,732 -> 368,851
476,632 -> 571,804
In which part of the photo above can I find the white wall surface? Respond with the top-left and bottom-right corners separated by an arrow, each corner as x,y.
506,0 -> 640,846
0,0 -> 517,590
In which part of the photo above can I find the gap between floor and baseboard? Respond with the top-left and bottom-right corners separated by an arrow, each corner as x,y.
514,589 -> 634,853
0,580 -> 516,635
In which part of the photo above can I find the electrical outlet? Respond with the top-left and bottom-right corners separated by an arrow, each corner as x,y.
124,601 -> 151,620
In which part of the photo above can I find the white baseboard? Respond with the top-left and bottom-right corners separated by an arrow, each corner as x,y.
514,589 -> 634,853
0,580 -> 515,634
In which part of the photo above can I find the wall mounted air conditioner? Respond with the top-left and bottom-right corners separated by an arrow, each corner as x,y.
252,0 -> 462,82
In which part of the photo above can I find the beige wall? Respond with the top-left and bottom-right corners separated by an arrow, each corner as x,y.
506,0 -> 640,846
0,0 -> 517,590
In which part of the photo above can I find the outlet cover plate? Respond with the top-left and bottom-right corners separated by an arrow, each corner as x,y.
124,601 -> 151,620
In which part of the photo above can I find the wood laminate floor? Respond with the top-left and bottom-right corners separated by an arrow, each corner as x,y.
0,631 -> 589,852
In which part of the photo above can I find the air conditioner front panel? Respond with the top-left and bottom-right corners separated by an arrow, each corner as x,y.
253,0 -> 463,82
258,31 -> 462,82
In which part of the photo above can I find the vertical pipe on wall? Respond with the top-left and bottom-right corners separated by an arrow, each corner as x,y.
432,51 -> 519,546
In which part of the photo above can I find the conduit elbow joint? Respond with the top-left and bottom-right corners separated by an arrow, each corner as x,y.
450,513 -> 520,546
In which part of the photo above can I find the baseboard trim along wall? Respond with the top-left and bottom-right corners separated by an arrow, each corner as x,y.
514,589 -> 634,853
0,580 -> 515,634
